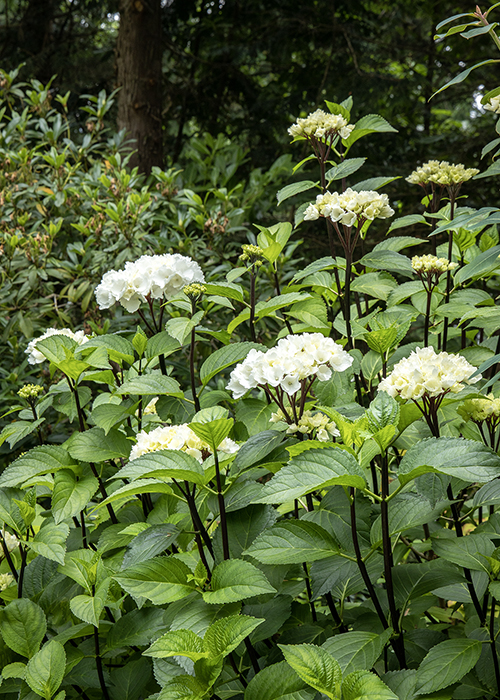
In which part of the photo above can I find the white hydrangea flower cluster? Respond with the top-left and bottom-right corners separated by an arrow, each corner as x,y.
130,423 -> 239,462
378,347 -> 480,401
288,109 -> 355,141
0,573 -> 14,591
412,255 -> 458,274
406,160 -> 479,186
484,95 -> 500,115
2,530 -> 19,552
26,328 -> 88,365
95,254 -> 205,313
458,394 -> 500,423
270,408 -> 340,441
226,333 -> 353,400
303,188 -> 394,227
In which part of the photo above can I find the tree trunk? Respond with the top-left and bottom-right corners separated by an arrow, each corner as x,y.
116,0 -> 163,173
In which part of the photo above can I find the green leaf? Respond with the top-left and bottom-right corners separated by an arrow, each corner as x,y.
326,158 -> 366,181
203,614 -> 264,657
94,479 -> 173,510
80,334 -> 135,365
109,657 -> 152,700
0,445 -> 76,488
67,427 -> 131,462
27,520 -> 69,564
91,400 -> 137,435
343,114 -> 397,149
114,558 -> 196,604
322,630 -> 392,675
415,638 -> 482,693
0,599 -> 47,658
203,559 -> 276,604
351,176 -> 399,192
70,577 -> 110,627
25,640 -> 66,699
431,533 -> 494,572
350,272 -> 397,302
342,670 -> 397,700
0,418 -> 45,449
157,674 -> 207,700
116,373 -> 183,397
244,660 -> 312,700
122,524 -> 180,568
432,59 -> 500,98
107,608 -> 168,649
398,437 -> 500,485
358,250 -> 413,277
255,293 -> 311,320
145,331 -> 181,360
277,180 -> 317,205
292,256 -> 337,282
387,214 -> 428,233
189,418 -> 233,452
279,643 -> 342,699
114,449 -> 205,485
245,520 -> 338,564
132,328 -> 148,357
232,430 -> 285,473
203,282 -> 245,303
325,100 -> 350,119
366,392 -> 400,432
145,628 -> 206,661
370,494 -> 436,547
2,662 -> 27,679
199,342 -> 264,385
255,446 -> 366,503
166,313 -> 203,345
52,470 -> 98,524
454,244 -> 500,284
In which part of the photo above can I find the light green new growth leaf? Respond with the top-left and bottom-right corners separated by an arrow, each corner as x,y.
0,599 -> 47,658
342,670 -> 397,700
203,559 -> 276,604
1,662 -> 27,679
27,521 -> 70,564
245,520 -> 338,564
69,577 -> 110,627
244,660 -> 311,700
114,557 -> 196,604
199,342 -> 264,385
189,418 -> 233,452
203,615 -> 264,657
255,446 -> 366,504
145,629 -> 206,661
25,640 -> 66,699
415,638 -> 482,694
157,674 -> 207,700
52,470 -> 98,524
279,643 -> 342,699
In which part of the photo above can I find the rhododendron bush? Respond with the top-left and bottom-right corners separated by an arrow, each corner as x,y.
4,7 -> 500,700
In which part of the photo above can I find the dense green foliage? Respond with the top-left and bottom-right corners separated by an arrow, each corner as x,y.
2,3 -> 500,700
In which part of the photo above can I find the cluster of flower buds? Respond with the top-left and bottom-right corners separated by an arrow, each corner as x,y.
227,333 -> 353,400
406,160 -> 479,186
183,283 -> 206,300
458,394 -> 500,424
17,384 -> 44,401
95,253 -> 205,313
270,408 -> 339,441
378,346 -> 480,401
130,423 -> 239,463
239,244 -> 265,267
0,573 -> 14,592
2,530 -> 19,552
288,109 -> 355,141
304,188 -> 394,228
411,255 -> 458,275
26,328 -> 88,365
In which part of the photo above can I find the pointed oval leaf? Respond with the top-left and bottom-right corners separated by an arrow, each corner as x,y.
279,643 -> 342,699
245,521 -> 338,564
114,558 -> 197,604
113,450 -> 205,485
25,640 -> 66,698
0,599 -> 47,658
415,638 -> 482,694
244,660 -> 312,700
203,615 -> 265,657
203,559 -> 276,604
145,629 -> 206,661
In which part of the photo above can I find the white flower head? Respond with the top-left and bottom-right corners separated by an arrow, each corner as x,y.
226,333 -> 353,399
406,160 -> 479,186
288,109 -> 355,142
304,188 -> 394,227
130,423 -> 239,462
412,255 -> 458,275
95,254 -> 205,312
26,328 -> 89,365
485,95 -> 500,114
378,346 -> 480,401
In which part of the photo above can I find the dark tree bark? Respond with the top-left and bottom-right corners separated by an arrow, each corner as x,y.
116,0 -> 163,173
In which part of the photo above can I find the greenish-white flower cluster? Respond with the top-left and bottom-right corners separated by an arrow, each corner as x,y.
406,160 -> 479,186
130,423 -> 239,463
2,530 -> 19,552
227,333 -> 353,400
26,328 -> 89,365
459,394 -> 500,423
270,408 -> 339,441
183,283 -> 206,298
484,95 -> 500,115
288,109 -> 355,141
411,255 -> 458,274
304,188 -> 394,227
0,573 -> 14,591
17,383 -> 44,400
378,346 -> 480,401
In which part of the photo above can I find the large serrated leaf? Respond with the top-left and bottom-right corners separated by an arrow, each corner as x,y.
203,615 -> 264,657
52,470 -> 98,524
25,640 -> 66,698
0,445 -> 76,488
0,599 -> 47,658
114,558 -> 196,604
67,426 -> 131,462
200,342 -> 264,385
245,520 -> 338,564
113,450 -> 205,485
415,638 -> 482,693
322,630 -> 392,675
202,559 -> 276,604
116,372 -> 183,397
255,446 -> 365,503
244,660 -> 313,700
280,643 -> 341,699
